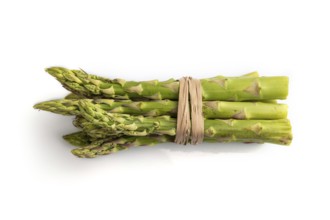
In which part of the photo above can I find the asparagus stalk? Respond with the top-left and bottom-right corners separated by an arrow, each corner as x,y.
74,100 -> 291,145
46,67 -> 288,101
64,131 -> 265,158
75,116 -> 292,145
64,131 -> 266,148
69,135 -> 264,158
34,99 -> 288,119
62,70 -> 258,100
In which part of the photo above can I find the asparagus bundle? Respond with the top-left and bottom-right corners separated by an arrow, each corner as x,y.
34,67 -> 292,158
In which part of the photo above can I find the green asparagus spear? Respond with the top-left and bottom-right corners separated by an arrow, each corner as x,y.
64,131 -> 265,158
64,130 -> 266,148
46,67 -> 288,101
34,99 -> 287,119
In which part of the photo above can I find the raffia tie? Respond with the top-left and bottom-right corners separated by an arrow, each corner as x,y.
174,77 -> 204,145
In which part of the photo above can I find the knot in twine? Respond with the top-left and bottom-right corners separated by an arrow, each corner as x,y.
174,77 -> 204,145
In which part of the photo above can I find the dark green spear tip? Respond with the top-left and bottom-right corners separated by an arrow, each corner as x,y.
33,103 -> 42,110
63,132 -> 91,147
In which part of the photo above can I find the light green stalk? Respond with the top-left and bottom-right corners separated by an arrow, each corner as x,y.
64,131 -> 265,158
75,100 -> 292,145
46,67 -> 288,101
34,99 -> 287,119
62,72 -> 260,100
64,131 -> 265,148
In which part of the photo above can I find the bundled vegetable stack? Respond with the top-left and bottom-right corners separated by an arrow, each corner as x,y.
34,67 -> 292,158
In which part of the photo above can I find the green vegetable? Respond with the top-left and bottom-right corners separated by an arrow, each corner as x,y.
34,99 -> 287,119
46,67 -> 288,101
34,67 -> 292,158
64,132 -> 266,158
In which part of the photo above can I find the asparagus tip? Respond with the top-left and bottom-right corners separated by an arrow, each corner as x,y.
33,103 -> 43,110
45,66 -> 65,79
71,148 -> 96,158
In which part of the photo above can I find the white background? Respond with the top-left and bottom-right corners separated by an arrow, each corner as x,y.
0,0 -> 329,219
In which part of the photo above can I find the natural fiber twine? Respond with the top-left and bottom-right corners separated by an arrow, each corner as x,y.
174,77 -> 204,145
